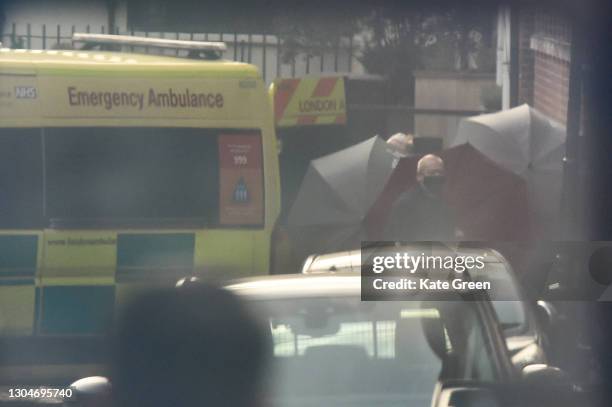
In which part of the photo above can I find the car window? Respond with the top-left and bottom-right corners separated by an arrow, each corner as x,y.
472,262 -> 528,332
254,297 -> 497,407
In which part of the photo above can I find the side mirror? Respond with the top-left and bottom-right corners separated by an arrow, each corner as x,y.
65,376 -> 111,407
518,365 -> 582,406
522,364 -> 569,386
535,300 -> 558,330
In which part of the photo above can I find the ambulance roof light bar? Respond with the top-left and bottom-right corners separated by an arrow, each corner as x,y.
72,33 -> 226,59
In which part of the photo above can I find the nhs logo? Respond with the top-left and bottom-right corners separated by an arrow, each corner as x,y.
15,86 -> 37,99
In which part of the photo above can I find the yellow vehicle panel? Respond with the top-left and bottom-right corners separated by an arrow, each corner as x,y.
0,48 -> 280,337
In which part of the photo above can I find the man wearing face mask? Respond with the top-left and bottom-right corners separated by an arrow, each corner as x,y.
384,154 -> 457,242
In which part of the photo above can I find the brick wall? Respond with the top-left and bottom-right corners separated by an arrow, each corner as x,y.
518,7 -> 572,126
533,51 -> 570,124
531,10 -> 572,125
517,8 -> 534,105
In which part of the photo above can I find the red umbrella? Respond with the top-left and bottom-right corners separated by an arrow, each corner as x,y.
365,155 -> 417,239
366,144 -> 532,241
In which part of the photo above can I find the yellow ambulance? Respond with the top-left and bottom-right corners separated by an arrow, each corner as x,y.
0,34 -> 280,345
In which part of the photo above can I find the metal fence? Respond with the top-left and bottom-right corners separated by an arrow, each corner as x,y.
0,23 -> 356,83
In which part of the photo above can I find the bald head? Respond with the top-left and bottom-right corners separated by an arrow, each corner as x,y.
387,133 -> 414,157
416,154 -> 445,182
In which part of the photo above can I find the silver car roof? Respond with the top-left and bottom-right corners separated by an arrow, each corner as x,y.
226,273 -> 361,300
303,244 -> 508,274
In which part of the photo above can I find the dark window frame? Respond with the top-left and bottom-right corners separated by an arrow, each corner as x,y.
0,126 -> 266,230
0,128 -> 44,229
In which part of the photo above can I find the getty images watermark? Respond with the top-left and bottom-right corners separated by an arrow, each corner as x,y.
371,251 -> 489,289
360,241 -> 612,301
361,242 -> 493,301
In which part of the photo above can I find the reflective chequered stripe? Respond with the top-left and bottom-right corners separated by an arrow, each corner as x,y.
40,232 -> 196,335
40,231 -> 117,335
39,285 -> 116,335
2,230 -> 260,336
114,233 -> 197,329
115,233 -> 195,283
0,234 -> 39,335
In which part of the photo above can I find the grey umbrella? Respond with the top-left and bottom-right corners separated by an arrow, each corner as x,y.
287,136 -> 395,257
452,104 -> 566,237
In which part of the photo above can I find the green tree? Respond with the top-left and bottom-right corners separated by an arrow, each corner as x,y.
357,4 -> 431,104
273,4 -> 362,64
275,4 -> 495,103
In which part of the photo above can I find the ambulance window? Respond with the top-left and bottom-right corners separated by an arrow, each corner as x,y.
44,127 -> 220,226
0,128 -> 44,228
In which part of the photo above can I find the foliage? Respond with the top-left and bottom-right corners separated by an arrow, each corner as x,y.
273,4 -> 362,63
480,83 -> 502,112
275,4 -> 495,104
274,3 -> 496,102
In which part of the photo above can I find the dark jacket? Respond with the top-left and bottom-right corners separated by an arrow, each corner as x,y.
384,186 -> 456,242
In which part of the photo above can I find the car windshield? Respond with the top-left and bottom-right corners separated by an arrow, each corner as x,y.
251,296 -> 497,407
